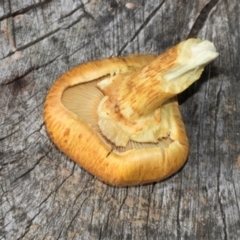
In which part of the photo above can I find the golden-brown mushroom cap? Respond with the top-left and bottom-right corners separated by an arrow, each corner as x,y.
43,39 -> 218,186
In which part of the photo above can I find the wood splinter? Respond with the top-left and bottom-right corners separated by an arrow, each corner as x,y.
44,38 -> 218,186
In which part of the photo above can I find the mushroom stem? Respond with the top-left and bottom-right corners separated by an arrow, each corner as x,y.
97,38 -> 218,146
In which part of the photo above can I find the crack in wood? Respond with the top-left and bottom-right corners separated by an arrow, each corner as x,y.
61,12 -> 94,30
96,186 -> 109,212
59,3 -> 85,19
0,0 -> 53,21
145,187 -> 154,239
103,205 -> 114,237
33,163 -> 76,227
1,55 -> 60,85
1,66 -> 35,86
58,1 -> 95,30
1,29 -> 61,60
15,208 -> 43,240
71,180 -> 91,208
59,197 -> 89,239
188,0 -> 220,38
117,188 -> 128,215
214,83 -> 228,240
80,0 -> 96,21
176,176 -> 183,239
0,130 -> 19,142
10,156 -> 45,184
117,0 -> 165,56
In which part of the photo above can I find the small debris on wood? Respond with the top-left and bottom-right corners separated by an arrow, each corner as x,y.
125,2 -> 136,10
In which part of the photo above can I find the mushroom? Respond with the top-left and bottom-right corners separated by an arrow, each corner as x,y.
44,38 -> 218,186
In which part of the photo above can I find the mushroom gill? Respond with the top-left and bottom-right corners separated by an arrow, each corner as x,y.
44,38 -> 218,186
61,79 -> 174,154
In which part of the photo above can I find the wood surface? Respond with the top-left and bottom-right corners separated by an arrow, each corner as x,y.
0,0 -> 240,239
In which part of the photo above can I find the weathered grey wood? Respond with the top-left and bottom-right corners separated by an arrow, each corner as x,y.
1,0 -> 240,239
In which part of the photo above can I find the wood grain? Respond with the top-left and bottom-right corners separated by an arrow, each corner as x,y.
1,0 -> 240,239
